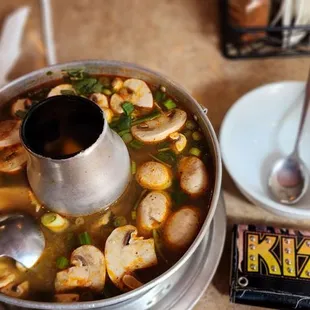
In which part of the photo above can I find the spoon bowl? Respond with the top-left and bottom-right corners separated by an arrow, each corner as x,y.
0,213 -> 45,268
269,155 -> 309,204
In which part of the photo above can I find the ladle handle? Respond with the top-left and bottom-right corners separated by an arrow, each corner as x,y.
293,69 -> 310,156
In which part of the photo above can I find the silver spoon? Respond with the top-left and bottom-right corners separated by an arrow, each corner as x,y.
268,70 -> 310,205
0,213 -> 45,268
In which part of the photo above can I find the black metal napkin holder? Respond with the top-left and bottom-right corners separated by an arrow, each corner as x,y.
220,0 -> 310,59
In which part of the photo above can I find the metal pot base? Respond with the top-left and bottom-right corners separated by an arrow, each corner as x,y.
152,194 -> 226,310
131,194 -> 226,310
1,195 -> 226,310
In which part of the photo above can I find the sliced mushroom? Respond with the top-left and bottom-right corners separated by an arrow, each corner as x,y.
0,144 -> 27,173
137,191 -> 171,237
110,79 -> 153,114
0,259 -> 17,289
48,84 -> 76,97
110,93 -> 125,114
178,156 -> 208,197
136,161 -> 172,190
55,266 -> 90,292
105,225 -> 157,290
164,206 -> 200,250
0,120 -> 21,148
89,93 -> 109,110
131,109 -> 187,143
54,294 -> 80,302
123,79 -> 153,109
11,99 -> 32,118
55,245 -> 106,293
112,77 -> 123,92
0,274 -> 15,289
169,132 -> 187,153
0,120 -> 27,173
122,274 -> 143,290
1,281 -> 29,299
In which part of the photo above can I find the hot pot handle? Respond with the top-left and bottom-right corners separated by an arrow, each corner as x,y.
200,104 -> 208,115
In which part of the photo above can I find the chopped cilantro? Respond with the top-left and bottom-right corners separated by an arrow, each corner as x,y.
154,89 -> 166,102
171,179 -> 188,206
26,87 -> 50,101
129,140 -> 144,150
62,68 -> 86,80
72,78 -> 103,96
155,150 -> 176,166
156,141 -> 170,150
117,115 -> 131,131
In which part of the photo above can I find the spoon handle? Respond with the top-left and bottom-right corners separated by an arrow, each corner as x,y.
293,69 -> 310,156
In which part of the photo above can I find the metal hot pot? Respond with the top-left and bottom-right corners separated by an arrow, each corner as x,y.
0,60 -> 224,310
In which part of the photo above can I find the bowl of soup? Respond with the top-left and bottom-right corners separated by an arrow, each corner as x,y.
0,60 -> 221,309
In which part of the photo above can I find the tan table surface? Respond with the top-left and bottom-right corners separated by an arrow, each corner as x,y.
1,1 -> 310,309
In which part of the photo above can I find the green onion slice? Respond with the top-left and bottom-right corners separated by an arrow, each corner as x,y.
113,216 -> 127,227
102,88 -> 112,96
122,102 -> 135,116
189,147 -> 201,157
118,129 -> 130,136
157,147 -> 171,152
122,133 -> 133,144
131,111 -> 161,126
56,256 -> 69,269
185,120 -> 197,130
154,90 -> 166,102
131,210 -> 137,220
129,140 -> 144,150
118,115 -> 131,131
192,131 -> 202,141
41,213 -> 69,232
152,230 -> 168,264
163,99 -> 176,110
41,213 -> 57,226
78,232 -> 92,245
131,160 -> 137,175
183,130 -> 192,139
75,217 -> 84,226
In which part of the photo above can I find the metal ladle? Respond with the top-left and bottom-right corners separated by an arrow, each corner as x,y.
0,213 -> 45,268
268,69 -> 310,205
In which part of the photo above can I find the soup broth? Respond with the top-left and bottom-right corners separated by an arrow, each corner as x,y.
0,70 -> 214,302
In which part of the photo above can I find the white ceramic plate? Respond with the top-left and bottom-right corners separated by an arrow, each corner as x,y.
220,81 -> 310,219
